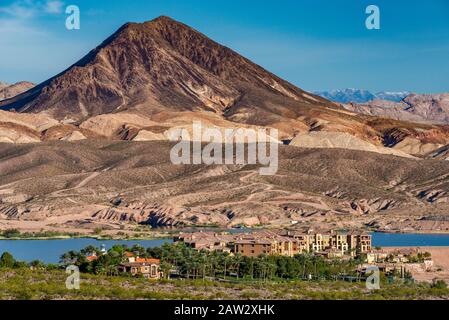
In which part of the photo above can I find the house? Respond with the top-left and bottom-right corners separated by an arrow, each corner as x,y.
86,254 -> 99,262
118,258 -> 162,280
85,245 -> 107,262
125,251 -> 136,262
359,263 -> 408,277
367,250 -> 389,263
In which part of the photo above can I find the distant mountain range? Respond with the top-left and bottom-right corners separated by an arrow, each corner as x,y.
343,93 -> 449,125
314,88 -> 410,103
0,81 -> 35,101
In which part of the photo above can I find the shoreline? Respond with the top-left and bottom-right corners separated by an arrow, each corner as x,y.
375,229 -> 449,236
0,233 -> 173,241
3,228 -> 449,241
0,233 -> 174,241
0,226 -> 255,241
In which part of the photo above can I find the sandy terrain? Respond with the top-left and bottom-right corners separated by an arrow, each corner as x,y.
383,247 -> 449,283
1,140 -> 449,234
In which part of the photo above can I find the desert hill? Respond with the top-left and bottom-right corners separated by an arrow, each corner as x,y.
0,16 -> 448,156
0,17 -> 449,234
1,141 -> 449,234
343,93 -> 449,125
0,81 -> 34,101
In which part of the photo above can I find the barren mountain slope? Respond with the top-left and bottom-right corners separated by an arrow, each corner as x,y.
344,93 -> 449,125
427,144 -> 449,160
1,141 -> 449,234
0,17 -> 329,124
1,16 -> 447,153
0,82 -> 35,101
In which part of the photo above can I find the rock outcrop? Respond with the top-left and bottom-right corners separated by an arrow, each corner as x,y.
344,93 -> 449,125
0,81 -> 35,101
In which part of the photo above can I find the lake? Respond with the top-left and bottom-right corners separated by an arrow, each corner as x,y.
0,238 -> 172,264
372,232 -> 449,248
2,232 -> 449,264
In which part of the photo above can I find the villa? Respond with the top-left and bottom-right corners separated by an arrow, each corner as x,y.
118,253 -> 162,279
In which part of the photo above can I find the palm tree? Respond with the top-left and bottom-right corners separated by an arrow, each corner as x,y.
29,260 -> 45,270
59,250 -> 79,265
80,245 -> 100,256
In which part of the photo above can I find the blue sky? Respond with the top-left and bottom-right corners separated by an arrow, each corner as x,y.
1,0 -> 448,93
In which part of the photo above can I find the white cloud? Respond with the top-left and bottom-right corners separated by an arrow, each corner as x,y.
0,0 -> 37,18
0,0 -> 83,84
0,0 -> 64,19
44,0 -> 63,14
0,0 -> 64,45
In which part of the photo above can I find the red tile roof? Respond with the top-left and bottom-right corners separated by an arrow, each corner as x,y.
135,258 -> 160,264
86,255 -> 99,262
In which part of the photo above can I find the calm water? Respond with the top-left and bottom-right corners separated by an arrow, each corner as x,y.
0,238 -> 172,264
2,233 -> 449,264
372,232 -> 449,247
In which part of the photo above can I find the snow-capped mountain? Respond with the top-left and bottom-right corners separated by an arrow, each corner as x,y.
314,89 -> 410,103
375,91 -> 411,102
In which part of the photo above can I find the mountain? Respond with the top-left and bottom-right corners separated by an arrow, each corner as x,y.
376,91 -> 411,102
314,89 -> 376,103
1,17 -> 449,234
428,144 -> 449,160
2,16 -> 365,144
0,16 -> 448,157
314,88 -> 410,103
0,16 -> 331,127
344,93 -> 449,125
0,81 -> 34,101
1,140 -> 449,234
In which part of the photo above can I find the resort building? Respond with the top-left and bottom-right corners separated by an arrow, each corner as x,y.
284,230 -> 372,257
233,239 -> 273,257
175,230 -> 372,258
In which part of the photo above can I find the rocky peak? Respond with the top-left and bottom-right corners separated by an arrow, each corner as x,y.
0,16 -> 326,121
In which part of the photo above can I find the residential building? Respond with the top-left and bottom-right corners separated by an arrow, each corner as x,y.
174,230 -> 372,258
118,254 -> 162,279
233,239 -> 273,257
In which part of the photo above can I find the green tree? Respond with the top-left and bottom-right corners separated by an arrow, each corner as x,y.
80,245 -> 100,256
0,252 -> 15,268
431,279 -> 448,290
1,229 -> 21,238
130,244 -> 146,257
29,260 -> 45,269
59,250 -> 79,265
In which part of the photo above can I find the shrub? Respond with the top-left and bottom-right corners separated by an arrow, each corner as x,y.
1,229 -> 21,238
431,280 -> 448,290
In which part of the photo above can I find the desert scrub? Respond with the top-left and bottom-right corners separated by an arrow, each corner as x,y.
240,290 -> 262,299
0,269 -> 448,300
